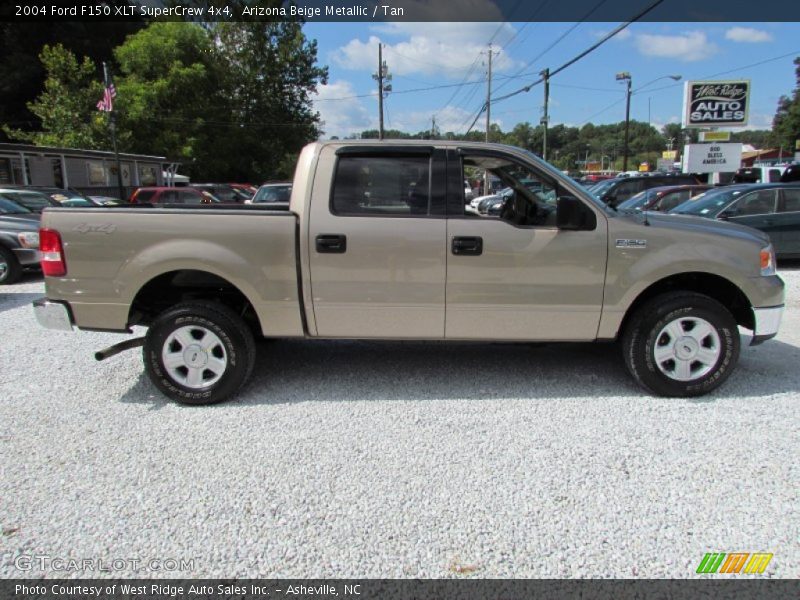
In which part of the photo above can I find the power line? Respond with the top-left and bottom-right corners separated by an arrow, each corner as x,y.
463,0 -> 666,134
491,0 -> 608,97
643,49 -> 800,95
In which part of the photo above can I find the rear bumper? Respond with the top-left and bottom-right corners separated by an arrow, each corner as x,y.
13,248 -> 41,267
32,298 -> 74,331
751,305 -> 783,346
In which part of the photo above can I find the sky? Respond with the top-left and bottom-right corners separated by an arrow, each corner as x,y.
304,21 -> 800,139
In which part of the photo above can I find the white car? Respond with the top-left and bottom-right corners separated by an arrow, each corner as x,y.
464,180 -> 474,202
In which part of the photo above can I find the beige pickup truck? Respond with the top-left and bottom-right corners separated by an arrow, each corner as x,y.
33,141 -> 784,404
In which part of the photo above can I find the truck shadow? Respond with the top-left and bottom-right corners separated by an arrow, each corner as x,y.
0,292 -> 42,315
119,336 -> 800,407
238,335 -> 800,405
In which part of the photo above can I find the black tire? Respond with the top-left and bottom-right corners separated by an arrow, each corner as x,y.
143,301 -> 256,405
621,292 -> 740,397
0,246 -> 22,285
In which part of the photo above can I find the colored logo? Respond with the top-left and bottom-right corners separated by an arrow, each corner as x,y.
696,552 -> 773,574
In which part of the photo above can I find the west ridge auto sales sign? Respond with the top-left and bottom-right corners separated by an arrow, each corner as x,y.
682,80 -> 750,128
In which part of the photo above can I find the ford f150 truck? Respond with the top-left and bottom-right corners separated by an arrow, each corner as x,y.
33,141 -> 785,404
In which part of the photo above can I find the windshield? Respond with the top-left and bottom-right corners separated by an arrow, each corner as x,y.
670,187 -> 746,216
253,185 -> 292,203
586,178 -> 618,197
0,191 -> 50,211
0,197 -> 33,214
617,190 -> 653,211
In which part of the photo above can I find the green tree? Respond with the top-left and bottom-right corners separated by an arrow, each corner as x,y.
3,44 -> 108,148
0,19 -> 144,142
213,20 -> 328,180
112,22 -> 223,178
771,57 -> 800,152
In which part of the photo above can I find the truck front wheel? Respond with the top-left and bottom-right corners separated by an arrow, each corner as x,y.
143,301 -> 256,405
622,292 -> 740,397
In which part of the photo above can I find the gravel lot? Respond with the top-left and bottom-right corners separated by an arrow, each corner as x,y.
1,268 -> 798,579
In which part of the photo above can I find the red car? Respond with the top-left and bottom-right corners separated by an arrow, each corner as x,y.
128,187 -> 218,205
617,185 -> 712,212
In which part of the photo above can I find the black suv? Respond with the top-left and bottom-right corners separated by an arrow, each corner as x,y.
588,174 -> 702,207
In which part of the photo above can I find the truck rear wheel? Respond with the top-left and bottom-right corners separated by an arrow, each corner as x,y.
143,301 -> 256,405
622,292 -> 740,397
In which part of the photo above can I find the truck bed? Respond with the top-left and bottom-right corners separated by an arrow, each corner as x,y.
40,206 -> 305,337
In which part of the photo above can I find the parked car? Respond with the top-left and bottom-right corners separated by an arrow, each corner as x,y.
129,187 -> 219,205
732,165 -> 787,184
0,198 -> 40,285
780,164 -> 800,183
617,185 -> 712,213
670,183 -> 800,258
589,174 -> 702,207
192,183 -> 250,203
88,196 -> 120,206
464,180 -> 475,202
0,185 -> 97,206
229,183 -> 258,197
26,186 -> 98,207
250,182 -> 292,205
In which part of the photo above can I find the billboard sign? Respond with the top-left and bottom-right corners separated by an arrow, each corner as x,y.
699,131 -> 732,142
683,143 -> 742,173
683,80 -> 750,128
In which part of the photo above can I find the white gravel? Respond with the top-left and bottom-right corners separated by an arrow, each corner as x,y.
1,268 -> 798,579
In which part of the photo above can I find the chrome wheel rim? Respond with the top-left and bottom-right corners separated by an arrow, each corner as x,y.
0,257 -> 8,281
654,316 -> 721,382
162,325 -> 227,389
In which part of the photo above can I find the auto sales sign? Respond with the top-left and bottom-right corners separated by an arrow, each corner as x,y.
682,80 -> 750,128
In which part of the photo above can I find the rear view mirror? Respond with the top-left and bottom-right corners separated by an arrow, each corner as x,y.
557,196 -> 596,231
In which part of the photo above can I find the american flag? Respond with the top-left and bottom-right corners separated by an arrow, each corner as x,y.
97,82 -> 116,112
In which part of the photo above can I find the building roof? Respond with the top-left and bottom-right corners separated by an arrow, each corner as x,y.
0,142 -> 171,162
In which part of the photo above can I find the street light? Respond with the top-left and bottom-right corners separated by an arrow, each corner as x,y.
616,73 -> 682,172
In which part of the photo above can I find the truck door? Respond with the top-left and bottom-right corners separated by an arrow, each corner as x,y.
445,148 -> 607,341
308,146 -> 447,338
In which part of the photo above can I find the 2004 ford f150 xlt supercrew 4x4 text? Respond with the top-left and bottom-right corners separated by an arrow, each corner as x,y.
32,141 -> 784,404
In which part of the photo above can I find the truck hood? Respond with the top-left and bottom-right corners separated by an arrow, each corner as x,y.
619,211 -> 770,246
0,213 -> 41,230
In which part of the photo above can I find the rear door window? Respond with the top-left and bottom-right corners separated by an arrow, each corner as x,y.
180,191 -> 204,204
781,189 -> 800,212
332,155 -> 431,216
158,190 -> 179,203
730,189 -> 778,216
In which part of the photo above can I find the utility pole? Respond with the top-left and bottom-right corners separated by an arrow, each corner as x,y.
483,43 -> 498,194
616,71 -> 633,172
430,115 -> 436,140
372,44 -> 391,140
540,68 -> 550,161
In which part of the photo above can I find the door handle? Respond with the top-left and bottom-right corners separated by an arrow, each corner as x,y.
451,236 -> 483,256
315,234 -> 347,254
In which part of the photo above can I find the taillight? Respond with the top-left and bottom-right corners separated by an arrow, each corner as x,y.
39,228 -> 66,277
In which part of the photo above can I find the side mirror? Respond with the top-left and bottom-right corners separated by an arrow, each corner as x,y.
557,196 -> 596,231
719,209 -> 736,220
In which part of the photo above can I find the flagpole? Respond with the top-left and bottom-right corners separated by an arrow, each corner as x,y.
103,61 -> 124,202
